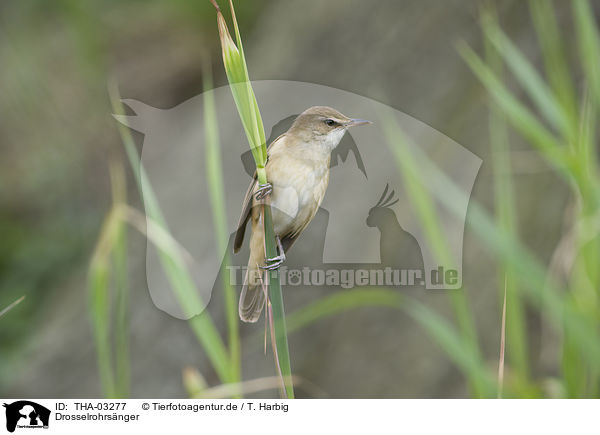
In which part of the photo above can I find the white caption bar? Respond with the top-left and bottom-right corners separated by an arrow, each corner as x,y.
0,399 -> 595,434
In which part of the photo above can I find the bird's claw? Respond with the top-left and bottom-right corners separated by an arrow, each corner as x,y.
255,183 -> 273,201
260,254 -> 285,270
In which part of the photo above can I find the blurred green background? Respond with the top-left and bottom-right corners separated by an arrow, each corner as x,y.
1,0 -> 599,398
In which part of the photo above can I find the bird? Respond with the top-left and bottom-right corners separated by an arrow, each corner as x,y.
233,106 -> 371,322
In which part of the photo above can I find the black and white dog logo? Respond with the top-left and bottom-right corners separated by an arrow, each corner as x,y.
3,401 -> 50,432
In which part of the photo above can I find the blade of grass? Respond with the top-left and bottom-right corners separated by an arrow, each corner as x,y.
395,133 -> 600,369
484,13 -> 530,389
109,162 -> 130,398
203,62 -> 241,386
406,298 -> 495,395
227,0 -> 267,160
182,366 -> 209,397
528,0 -> 578,124
89,260 -> 115,397
573,1 -> 600,208
266,282 -> 286,397
482,11 -> 575,141
88,162 -> 131,398
109,82 -> 232,384
212,1 -> 266,164
89,207 -> 119,398
189,375 -> 305,399
574,0 -> 600,108
210,0 -> 293,398
577,89 -> 600,201
284,288 -> 494,396
286,289 -> 404,334
562,90 -> 600,397
381,112 -> 487,397
113,220 -> 129,397
498,277 -> 507,399
458,42 -> 574,178
263,201 -> 294,398
576,90 -> 600,296
0,296 -> 25,319
464,2 -> 600,397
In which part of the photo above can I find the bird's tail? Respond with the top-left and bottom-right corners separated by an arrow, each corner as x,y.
239,230 -> 266,323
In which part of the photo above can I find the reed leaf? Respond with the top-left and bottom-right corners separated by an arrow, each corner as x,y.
381,113 -> 488,397
210,0 -> 294,398
483,9 -> 530,390
108,83 -> 232,385
203,63 -> 241,385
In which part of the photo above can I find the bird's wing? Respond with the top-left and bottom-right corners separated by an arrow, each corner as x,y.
279,205 -> 316,253
279,231 -> 301,253
233,133 -> 286,254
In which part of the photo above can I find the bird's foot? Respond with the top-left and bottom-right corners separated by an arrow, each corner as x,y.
255,183 -> 273,201
260,254 -> 286,270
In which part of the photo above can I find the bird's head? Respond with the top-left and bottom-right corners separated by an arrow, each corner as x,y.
289,106 -> 371,151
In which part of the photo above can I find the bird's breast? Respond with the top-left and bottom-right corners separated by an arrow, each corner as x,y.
267,155 -> 330,236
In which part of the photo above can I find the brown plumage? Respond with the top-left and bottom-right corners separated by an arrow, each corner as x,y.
234,106 -> 371,322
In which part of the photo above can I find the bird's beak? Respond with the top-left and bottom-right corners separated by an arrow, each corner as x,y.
345,118 -> 372,127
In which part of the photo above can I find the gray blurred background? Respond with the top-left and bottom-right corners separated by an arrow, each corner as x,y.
0,0 -> 575,398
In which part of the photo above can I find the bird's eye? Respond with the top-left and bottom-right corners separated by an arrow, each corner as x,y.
324,119 -> 336,126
